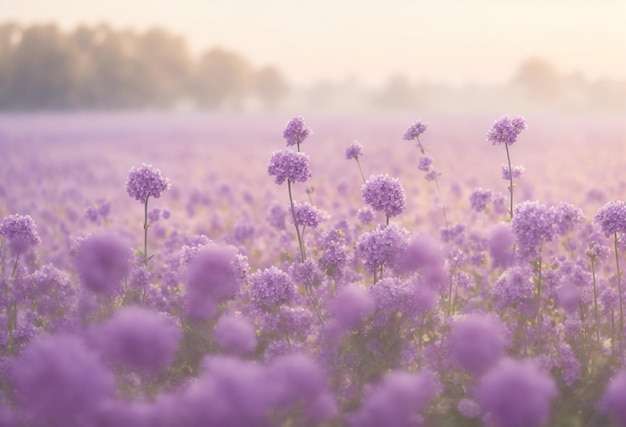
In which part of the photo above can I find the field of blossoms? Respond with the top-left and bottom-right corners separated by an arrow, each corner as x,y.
1,110 -> 626,427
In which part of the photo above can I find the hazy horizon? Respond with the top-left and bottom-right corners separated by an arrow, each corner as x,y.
2,0 -> 625,87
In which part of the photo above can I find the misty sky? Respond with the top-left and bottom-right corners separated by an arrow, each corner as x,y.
2,0 -> 625,86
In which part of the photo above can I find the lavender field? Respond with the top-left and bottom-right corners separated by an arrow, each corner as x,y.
2,111 -> 626,426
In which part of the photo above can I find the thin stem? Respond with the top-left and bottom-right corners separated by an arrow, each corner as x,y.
614,232 -> 624,336
6,253 -> 20,353
287,180 -> 306,262
536,254 -> 543,352
432,171 -> 449,227
590,254 -> 601,348
446,270 -> 455,318
355,157 -> 366,184
504,143 -> 514,220
143,194 -> 151,266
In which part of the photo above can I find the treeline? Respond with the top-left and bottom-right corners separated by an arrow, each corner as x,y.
0,23 -> 289,110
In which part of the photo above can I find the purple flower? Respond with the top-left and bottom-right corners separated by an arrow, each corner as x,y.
126,163 -> 170,203
417,155 -> 433,172
395,233 -> 446,286
184,245 -> 242,319
550,202 -> 583,236
74,233 -> 131,295
356,223 -> 410,274
511,201 -> 557,260
477,358 -> 558,427
267,149 -> 312,185
345,140 -> 364,160
267,201 -> 288,230
595,200 -> 626,236
469,187 -> 493,213
449,313 -> 507,375
328,285 -> 375,330
292,202 -> 327,228
283,116 -> 312,147
213,315 -> 257,355
357,206 -> 375,224
0,213 -> 40,256
487,116 -> 527,146
370,277 -> 435,318
489,223 -> 515,268
249,266 -> 295,310
348,369 -> 436,427
92,306 -> 181,374
12,334 -> 116,426
501,164 -> 525,180
602,370 -> 626,426
493,266 -> 535,313
362,173 -> 406,219
403,121 -> 428,141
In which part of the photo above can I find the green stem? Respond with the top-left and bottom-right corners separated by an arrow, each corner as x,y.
287,180 -> 306,263
504,143 -> 514,220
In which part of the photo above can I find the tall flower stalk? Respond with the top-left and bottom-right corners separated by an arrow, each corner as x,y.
126,163 -> 170,266
403,121 -> 448,226
487,116 -> 527,220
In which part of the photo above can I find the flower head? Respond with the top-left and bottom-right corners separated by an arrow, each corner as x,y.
345,140 -> 364,160
249,266 -> 295,310
75,233 -> 131,295
0,213 -> 40,255
267,150 -> 312,185
362,173 -> 406,219
126,163 -> 170,203
91,306 -> 181,374
595,200 -> 626,236
213,315 -> 257,355
283,116 -> 312,147
449,313 -> 507,375
487,116 -> 527,146
292,202 -> 327,228
477,358 -> 558,427
12,334 -> 116,426
403,121 -> 428,141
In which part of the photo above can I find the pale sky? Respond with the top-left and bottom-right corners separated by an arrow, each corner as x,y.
2,0 -> 625,86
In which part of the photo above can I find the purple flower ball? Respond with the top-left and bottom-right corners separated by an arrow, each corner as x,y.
469,187 -> 493,213
595,200 -> 626,236
489,223 -> 515,268
126,163 -> 170,203
449,313 -> 507,375
348,369 -> 436,427
345,140 -> 364,160
362,173 -> 406,219
327,285 -> 375,330
403,121 -> 428,141
213,315 -> 257,355
283,116 -> 312,147
12,334 -> 115,426
92,306 -> 181,374
267,149 -> 312,185
249,266 -> 295,310
602,370 -> 626,426
0,213 -> 41,256
512,201 -> 557,260
184,245 -> 241,319
292,202 -> 327,228
477,358 -> 558,427
487,116 -> 527,146
75,233 -> 131,295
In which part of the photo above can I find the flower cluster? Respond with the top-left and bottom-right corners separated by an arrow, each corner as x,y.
0,213 -> 40,255
249,266 -> 295,310
267,150 -> 312,185
362,174 -> 406,219
345,140 -> 364,160
487,116 -> 527,146
126,163 -> 170,203
283,116 -> 312,147
402,121 -> 428,141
